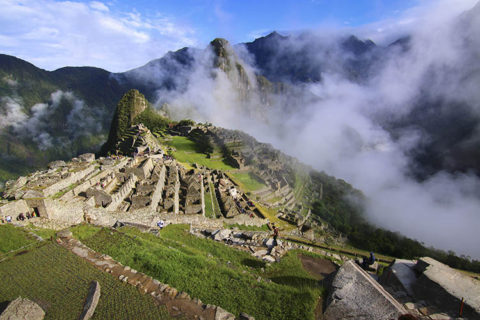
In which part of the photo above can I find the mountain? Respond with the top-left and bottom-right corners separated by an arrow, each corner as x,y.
1,2 -> 480,185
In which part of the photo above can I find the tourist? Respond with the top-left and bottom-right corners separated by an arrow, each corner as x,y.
361,252 -> 376,269
6,215 -> 12,223
157,220 -> 165,230
272,225 -> 279,247
17,213 -> 25,221
26,212 -> 31,219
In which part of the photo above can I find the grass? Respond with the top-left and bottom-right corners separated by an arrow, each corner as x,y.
285,235 -> 394,264
52,183 -> 77,199
209,182 -> 222,218
254,203 -> 295,231
0,243 -> 173,320
163,136 -> 235,171
71,224 -> 324,320
227,172 -> 266,193
24,224 -> 57,240
204,190 -> 215,218
0,224 -> 37,254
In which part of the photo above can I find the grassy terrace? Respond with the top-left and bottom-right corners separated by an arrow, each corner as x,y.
0,224 -> 38,255
163,136 -> 235,171
0,226 -> 172,320
227,172 -> 266,193
72,224 -> 324,320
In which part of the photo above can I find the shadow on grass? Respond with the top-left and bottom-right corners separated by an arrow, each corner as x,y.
242,258 -> 266,268
269,276 -> 320,289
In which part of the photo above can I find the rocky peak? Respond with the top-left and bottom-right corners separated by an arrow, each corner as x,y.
100,89 -> 149,155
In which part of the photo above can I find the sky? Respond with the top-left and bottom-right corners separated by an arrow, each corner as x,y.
0,0 -> 425,72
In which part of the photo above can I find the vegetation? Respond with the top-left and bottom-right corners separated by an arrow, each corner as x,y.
164,136 -> 235,171
204,190 -> 215,218
0,242 -> 172,320
101,89 -> 150,155
0,224 -> 37,254
177,119 -> 195,126
310,171 -> 480,273
227,172 -> 266,193
134,106 -> 170,134
71,224 -> 324,320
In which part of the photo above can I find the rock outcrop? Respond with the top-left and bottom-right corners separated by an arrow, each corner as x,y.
324,260 -> 405,320
0,297 -> 45,320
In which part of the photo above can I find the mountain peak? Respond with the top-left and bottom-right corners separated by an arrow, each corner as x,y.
100,89 -> 149,155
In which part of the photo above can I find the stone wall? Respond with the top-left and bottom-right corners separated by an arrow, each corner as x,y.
0,200 -> 30,217
71,158 -> 129,197
200,174 -> 205,216
126,157 -> 154,180
42,164 -> 96,197
149,165 -> 166,212
50,201 -> 85,225
24,198 -> 57,219
173,167 -> 180,214
412,257 -> 480,319
106,174 -> 138,211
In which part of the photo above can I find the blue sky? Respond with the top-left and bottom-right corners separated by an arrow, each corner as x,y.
0,0 -> 475,71
111,0 -> 418,43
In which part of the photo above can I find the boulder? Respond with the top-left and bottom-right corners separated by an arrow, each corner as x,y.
48,160 -> 66,169
78,153 -> 95,162
0,297 -> 45,320
57,229 -> 73,238
324,260 -> 405,320
22,190 -> 44,199
79,281 -> 101,320
213,229 -> 232,241
214,306 -> 235,320
262,255 -> 276,263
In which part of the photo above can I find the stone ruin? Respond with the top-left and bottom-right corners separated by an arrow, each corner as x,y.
380,257 -> 480,319
0,147 -> 266,230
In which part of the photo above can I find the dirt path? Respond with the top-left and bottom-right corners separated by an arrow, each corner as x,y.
298,254 -> 338,320
299,254 -> 337,280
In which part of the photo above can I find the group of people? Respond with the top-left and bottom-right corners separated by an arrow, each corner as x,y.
17,211 -> 39,221
0,211 -> 39,224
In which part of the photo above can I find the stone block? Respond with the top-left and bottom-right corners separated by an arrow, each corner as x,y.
0,297 -> 45,320
79,281 -> 101,320
214,306 -> 235,320
324,260 -> 405,320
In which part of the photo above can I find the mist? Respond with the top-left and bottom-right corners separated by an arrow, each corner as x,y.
0,90 -> 106,151
142,1 -> 480,258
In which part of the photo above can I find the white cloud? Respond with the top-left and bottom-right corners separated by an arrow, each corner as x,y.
0,0 -> 198,71
90,1 -> 109,12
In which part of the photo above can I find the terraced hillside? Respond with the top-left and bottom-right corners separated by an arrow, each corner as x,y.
0,225 -> 172,320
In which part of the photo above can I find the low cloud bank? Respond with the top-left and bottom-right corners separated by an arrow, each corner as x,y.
145,1 -> 480,258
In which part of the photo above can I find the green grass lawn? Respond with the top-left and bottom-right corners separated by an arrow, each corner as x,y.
0,224 -> 38,254
72,224 -> 323,320
164,136 -> 235,171
0,242 -> 173,320
204,190 -> 215,218
209,182 -> 223,218
24,224 -> 57,240
227,172 -> 266,193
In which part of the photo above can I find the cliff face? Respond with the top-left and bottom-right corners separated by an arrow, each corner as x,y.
209,38 -> 253,101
